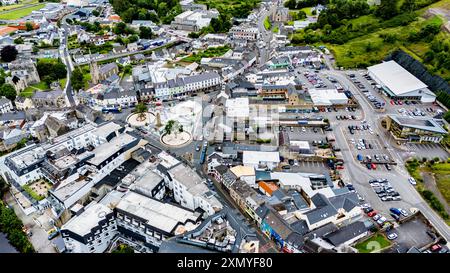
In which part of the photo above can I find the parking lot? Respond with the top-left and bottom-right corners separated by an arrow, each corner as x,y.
291,161 -> 328,174
403,143 -> 449,161
283,126 -> 325,141
347,71 -> 386,110
393,216 -> 436,250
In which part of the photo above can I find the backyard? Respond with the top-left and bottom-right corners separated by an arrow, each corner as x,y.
354,234 -> 392,253
181,45 -> 231,63
22,179 -> 51,201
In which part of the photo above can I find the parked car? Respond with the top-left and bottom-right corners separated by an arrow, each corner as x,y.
399,208 -> 409,217
373,214 -> 381,221
389,208 -> 402,216
48,230 -> 59,240
387,233 -> 398,240
408,177 -> 417,185
367,211 -> 377,217
390,213 -> 400,221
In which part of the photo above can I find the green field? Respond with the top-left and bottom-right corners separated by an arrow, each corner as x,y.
19,87 -> 35,98
355,234 -> 392,253
300,7 -> 313,16
181,45 -> 231,63
431,163 -> 450,206
0,0 -> 39,12
0,3 -> 46,20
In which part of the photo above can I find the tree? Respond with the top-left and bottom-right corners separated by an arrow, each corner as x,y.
0,176 -> 8,198
112,244 -> 134,253
134,102 -> 148,121
0,45 -> 18,62
164,120 -> 176,135
128,34 -> 139,43
285,0 -> 297,9
400,0 -> 417,12
70,68 -> 84,91
14,37 -> 24,44
92,10 -> 100,17
139,26 -> 153,39
376,0 -> 399,20
25,22 -> 33,31
0,84 -> 16,101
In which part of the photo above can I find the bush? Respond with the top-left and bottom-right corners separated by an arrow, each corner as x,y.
0,202 -> 35,253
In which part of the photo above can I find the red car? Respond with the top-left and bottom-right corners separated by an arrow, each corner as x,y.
367,211 -> 377,217
398,100 -> 403,105
431,244 -> 442,252
371,163 -> 377,170
336,165 -> 344,170
390,100 -> 395,105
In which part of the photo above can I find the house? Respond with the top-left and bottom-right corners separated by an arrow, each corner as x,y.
229,24 -> 259,41
322,221 -> 368,249
112,44 -> 126,54
242,151 -> 280,170
0,97 -> 13,114
127,42 -> 138,52
15,96 -> 34,110
0,111 -> 26,128
5,59 -> 40,92
32,89 -> 66,108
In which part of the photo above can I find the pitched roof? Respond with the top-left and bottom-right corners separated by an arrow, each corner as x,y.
323,221 -> 367,246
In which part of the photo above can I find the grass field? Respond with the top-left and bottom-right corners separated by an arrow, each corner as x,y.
355,234 -> 392,253
19,87 -> 34,98
431,163 -> 450,206
0,3 -> 45,20
181,45 -> 230,63
0,0 -> 39,12
300,7 -> 313,16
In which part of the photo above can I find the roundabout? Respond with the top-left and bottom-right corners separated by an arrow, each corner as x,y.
127,112 -> 156,127
160,131 -> 192,147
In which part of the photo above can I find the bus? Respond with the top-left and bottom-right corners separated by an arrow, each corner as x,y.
102,106 -> 122,113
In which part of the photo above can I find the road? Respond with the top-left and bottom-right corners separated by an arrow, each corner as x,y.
59,16 -> 76,107
256,3 -> 278,66
320,58 -> 450,242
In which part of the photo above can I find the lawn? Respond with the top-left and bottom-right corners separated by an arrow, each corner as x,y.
0,3 -> 45,20
59,78 -> 67,88
300,7 -> 313,16
19,87 -> 35,98
22,184 -> 45,201
30,81 -> 48,90
264,16 -> 271,30
355,234 -> 391,253
181,45 -> 231,63
431,163 -> 450,205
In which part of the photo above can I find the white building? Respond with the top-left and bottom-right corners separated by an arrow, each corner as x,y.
115,191 -> 201,251
242,151 -> 280,170
0,97 -> 13,114
230,25 -> 260,41
167,163 -> 223,216
61,202 -> 117,253
308,88 -> 349,106
367,60 -> 436,103
65,0 -> 88,7
171,10 -> 219,32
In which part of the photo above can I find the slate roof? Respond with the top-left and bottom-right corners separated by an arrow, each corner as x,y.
323,221 -> 367,246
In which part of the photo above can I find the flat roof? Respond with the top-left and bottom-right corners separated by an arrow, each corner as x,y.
389,115 -> 447,134
368,61 -> 428,95
243,151 -> 280,165
229,165 -> 255,178
308,89 -> 348,106
87,133 -> 137,166
116,191 -> 199,234
62,202 -> 112,237
225,97 -> 250,118
92,122 -> 122,139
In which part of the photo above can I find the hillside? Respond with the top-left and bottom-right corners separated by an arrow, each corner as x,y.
290,0 -> 450,82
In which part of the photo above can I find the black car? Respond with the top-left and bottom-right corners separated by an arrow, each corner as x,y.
282,165 -> 291,169
385,164 -> 392,171
288,159 -> 295,165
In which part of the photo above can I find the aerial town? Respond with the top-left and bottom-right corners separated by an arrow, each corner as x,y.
0,0 -> 449,255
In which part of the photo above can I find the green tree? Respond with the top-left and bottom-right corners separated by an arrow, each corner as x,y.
92,10 -> 100,17
25,22 -> 33,31
134,102 -> 148,121
0,84 -> 16,101
70,68 -> 85,91
376,0 -> 399,20
139,26 -> 153,39
164,119 -> 175,135
0,45 -> 18,62
400,0 -> 417,12
14,37 -> 24,44
112,244 -> 134,253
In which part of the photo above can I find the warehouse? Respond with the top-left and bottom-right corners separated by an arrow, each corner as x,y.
308,89 -> 349,106
367,61 -> 436,103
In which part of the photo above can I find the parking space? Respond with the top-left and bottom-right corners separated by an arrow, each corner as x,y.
404,143 -> 449,160
347,71 -> 386,110
284,126 -> 325,141
393,216 -> 435,249
368,178 -> 402,202
292,161 -> 328,174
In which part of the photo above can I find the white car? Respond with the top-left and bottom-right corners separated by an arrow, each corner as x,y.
373,214 -> 381,221
387,233 -> 398,240
399,208 -> 409,217
408,177 -> 417,185
371,183 -> 380,187
377,217 -> 387,225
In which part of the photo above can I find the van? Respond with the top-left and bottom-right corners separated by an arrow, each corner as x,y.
389,208 -> 401,216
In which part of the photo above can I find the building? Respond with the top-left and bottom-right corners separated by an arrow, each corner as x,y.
0,97 -> 13,114
367,61 -> 436,102
115,191 -> 202,252
167,163 -> 223,216
32,89 -> 66,108
61,202 -> 117,253
242,151 -> 280,170
171,10 -> 219,32
5,59 -> 40,93
229,25 -> 259,41
271,7 -> 291,23
384,115 -> 448,143
14,96 -> 34,111
90,62 -> 119,85
308,89 -> 349,106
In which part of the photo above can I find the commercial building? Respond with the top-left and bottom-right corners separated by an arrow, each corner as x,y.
171,10 -> 219,32
308,89 -> 349,106
385,115 -> 448,143
229,25 -> 260,41
367,61 -> 436,102
242,151 -> 280,170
